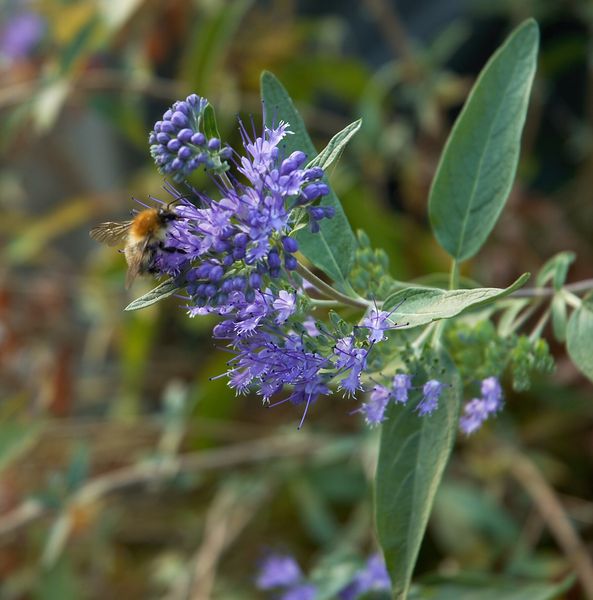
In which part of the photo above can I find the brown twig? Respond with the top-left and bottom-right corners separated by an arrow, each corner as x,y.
185,482 -> 270,600
506,449 -> 593,599
0,70 -> 187,110
0,434 -> 327,540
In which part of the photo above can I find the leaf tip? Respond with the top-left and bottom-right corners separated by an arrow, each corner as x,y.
516,17 -> 540,44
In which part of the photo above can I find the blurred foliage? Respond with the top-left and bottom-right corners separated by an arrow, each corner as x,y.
0,0 -> 592,597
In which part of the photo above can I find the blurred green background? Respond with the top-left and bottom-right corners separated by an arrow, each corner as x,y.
0,0 -> 592,597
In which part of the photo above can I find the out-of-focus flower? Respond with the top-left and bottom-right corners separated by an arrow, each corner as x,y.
459,376 -> 503,435
392,373 -> 413,404
256,554 -> 316,599
359,384 -> 391,426
417,379 -> 445,415
339,554 -> 391,599
0,10 -> 45,62
256,554 -> 303,589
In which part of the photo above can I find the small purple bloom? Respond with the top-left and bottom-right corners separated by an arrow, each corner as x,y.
361,308 -> 392,344
302,316 -> 320,337
334,336 -> 368,396
256,554 -> 302,589
392,373 -> 412,404
417,379 -> 445,416
459,398 -> 489,435
339,554 -> 391,599
459,376 -> 503,434
360,385 -> 391,426
273,290 -> 297,324
481,376 -> 503,412
280,584 -> 317,600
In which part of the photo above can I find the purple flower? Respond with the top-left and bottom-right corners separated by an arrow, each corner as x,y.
339,554 -> 391,599
256,553 -> 316,600
273,290 -> 297,323
149,111 -> 331,311
149,94 -> 231,181
302,316 -> 320,337
334,336 -> 368,396
280,584 -> 317,600
360,385 -> 391,426
417,379 -> 445,415
459,376 -> 503,435
459,398 -> 490,435
392,373 -> 412,404
256,554 -> 302,589
0,10 -> 45,61
361,308 -> 393,343
216,315 -> 331,413
481,376 -> 503,412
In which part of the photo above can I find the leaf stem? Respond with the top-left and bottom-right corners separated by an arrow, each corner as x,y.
412,322 -> 437,351
296,262 -> 369,309
449,259 -> 459,290
529,307 -> 551,341
506,447 -> 593,600
308,299 -> 342,308
219,172 -> 234,191
505,299 -> 543,335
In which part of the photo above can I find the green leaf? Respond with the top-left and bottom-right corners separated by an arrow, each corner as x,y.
35,556 -> 82,600
376,354 -> 462,599
124,278 -> 181,311
260,71 -> 356,290
383,274 -> 530,329
308,119 -> 362,171
310,552 -> 362,600
567,294 -> 593,382
551,294 -> 567,342
536,251 -> 576,290
0,421 -> 42,472
181,0 -> 253,92
410,573 -> 575,600
428,20 -> 539,262
202,103 -> 221,140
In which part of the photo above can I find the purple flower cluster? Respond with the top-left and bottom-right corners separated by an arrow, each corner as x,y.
150,117 -> 331,310
149,94 -> 232,182
459,376 -> 503,435
212,289 -> 384,427
256,553 -> 391,600
358,375 -> 446,426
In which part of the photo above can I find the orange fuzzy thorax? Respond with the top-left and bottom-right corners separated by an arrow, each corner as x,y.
129,209 -> 163,242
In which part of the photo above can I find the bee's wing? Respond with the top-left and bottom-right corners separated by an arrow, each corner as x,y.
89,221 -> 132,246
125,238 -> 151,289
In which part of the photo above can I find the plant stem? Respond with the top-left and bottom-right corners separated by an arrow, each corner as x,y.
506,299 -> 543,335
296,262 -> 369,309
219,172 -> 234,191
412,322 -> 436,351
309,299 -> 342,308
506,448 -> 593,600
529,307 -> 551,341
511,278 -> 593,298
449,259 -> 459,290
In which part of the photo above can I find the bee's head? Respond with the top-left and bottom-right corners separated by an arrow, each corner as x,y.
158,207 -> 178,222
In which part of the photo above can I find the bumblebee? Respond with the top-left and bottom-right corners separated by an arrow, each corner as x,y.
90,206 -> 178,288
